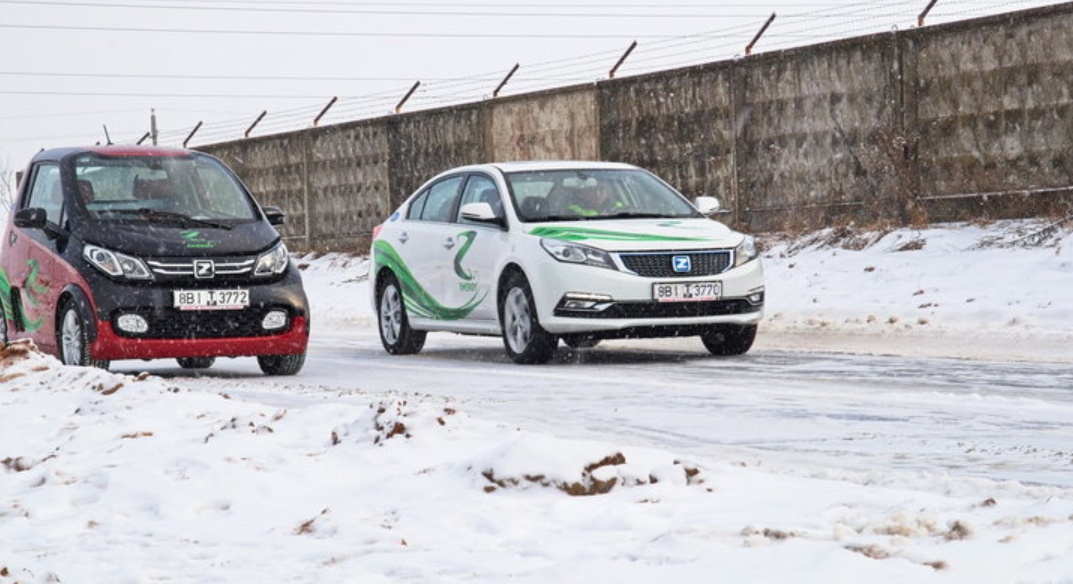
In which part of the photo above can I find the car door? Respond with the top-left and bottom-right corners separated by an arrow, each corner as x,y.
4,161 -> 66,351
392,175 -> 465,322
446,173 -> 509,324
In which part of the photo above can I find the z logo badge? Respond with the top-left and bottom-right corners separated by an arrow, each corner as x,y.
193,259 -> 215,279
672,255 -> 691,273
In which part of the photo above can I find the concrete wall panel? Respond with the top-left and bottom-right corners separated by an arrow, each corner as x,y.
488,88 -> 598,162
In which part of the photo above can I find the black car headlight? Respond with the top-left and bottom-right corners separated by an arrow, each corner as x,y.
254,243 -> 290,277
540,238 -> 617,270
734,235 -> 759,268
83,244 -> 152,280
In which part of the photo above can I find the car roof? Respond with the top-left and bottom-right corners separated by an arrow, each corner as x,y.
30,145 -> 200,164
446,160 -> 640,175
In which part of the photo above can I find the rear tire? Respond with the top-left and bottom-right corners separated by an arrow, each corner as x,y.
177,356 -> 215,369
58,299 -> 110,370
701,324 -> 757,356
500,272 -> 556,364
376,272 -> 426,355
257,353 -> 305,376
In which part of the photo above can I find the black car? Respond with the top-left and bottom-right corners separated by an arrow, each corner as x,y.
0,145 -> 309,375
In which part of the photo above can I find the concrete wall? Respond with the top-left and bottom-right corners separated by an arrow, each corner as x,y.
202,2 -> 1073,250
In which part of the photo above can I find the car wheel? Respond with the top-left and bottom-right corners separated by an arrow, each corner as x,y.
561,334 -> 601,349
58,300 -> 110,369
257,353 -> 305,376
377,272 -> 426,355
176,356 -> 216,369
500,272 -> 556,364
700,324 -> 757,356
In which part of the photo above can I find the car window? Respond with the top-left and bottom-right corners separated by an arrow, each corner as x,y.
25,163 -> 64,225
419,176 -> 463,223
73,153 -> 259,221
407,189 -> 429,220
506,168 -> 698,221
457,174 -> 502,223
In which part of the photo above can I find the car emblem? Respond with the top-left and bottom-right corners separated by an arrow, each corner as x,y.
672,255 -> 691,273
193,259 -> 215,279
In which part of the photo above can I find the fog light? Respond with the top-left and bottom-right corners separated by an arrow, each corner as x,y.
560,292 -> 613,311
116,314 -> 149,334
746,291 -> 765,305
262,310 -> 288,330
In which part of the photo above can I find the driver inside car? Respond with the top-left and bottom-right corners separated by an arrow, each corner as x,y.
567,183 -> 622,217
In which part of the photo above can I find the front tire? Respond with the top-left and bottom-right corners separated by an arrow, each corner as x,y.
377,272 -> 426,355
177,357 -> 216,369
58,299 -> 110,369
500,272 -> 556,364
701,324 -> 757,356
257,353 -> 305,376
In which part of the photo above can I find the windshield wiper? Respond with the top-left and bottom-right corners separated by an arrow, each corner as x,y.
111,208 -> 233,230
602,211 -> 669,220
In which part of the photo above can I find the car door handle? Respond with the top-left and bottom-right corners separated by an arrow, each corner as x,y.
398,232 -> 409,244
443,237 -> 455,249
7,231 -> 15,246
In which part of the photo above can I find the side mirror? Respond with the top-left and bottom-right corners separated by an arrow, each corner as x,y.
693,196 -> 723,216
14,207 -> 48,230
459,202 -> 503,226
263,206 -> 286,226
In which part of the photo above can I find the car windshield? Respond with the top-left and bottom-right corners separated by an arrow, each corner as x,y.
72,152 -> 259,223
505,168 -> 703,222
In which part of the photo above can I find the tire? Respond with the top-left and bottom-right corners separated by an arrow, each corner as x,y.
257,353 -> 306,376
58,300 -> 110,370
500,272 -> 557,364
700,324 -> 757,356
561,334 -> 601,349
176,356 -> 215,369
376,272 -> 426,355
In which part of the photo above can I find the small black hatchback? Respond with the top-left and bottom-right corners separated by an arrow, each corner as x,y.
0,146 -> 309,375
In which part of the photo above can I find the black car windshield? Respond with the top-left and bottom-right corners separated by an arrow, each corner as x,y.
73,153 -> 259,223
505,168 -> 703,222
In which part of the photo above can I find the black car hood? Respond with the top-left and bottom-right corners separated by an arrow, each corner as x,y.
78,220 -> 280,257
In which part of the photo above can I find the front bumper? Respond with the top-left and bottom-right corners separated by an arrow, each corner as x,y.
83,266 -> 310,360
529,255 -> 765,335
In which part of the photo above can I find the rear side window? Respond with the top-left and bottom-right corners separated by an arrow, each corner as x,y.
418,176 -> 463,223
25,163 -> 64,225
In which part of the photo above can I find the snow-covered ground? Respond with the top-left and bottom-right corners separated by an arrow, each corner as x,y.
2,219 -> 1072,583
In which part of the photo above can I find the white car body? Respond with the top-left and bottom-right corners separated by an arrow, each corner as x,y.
370,161 -> 764,363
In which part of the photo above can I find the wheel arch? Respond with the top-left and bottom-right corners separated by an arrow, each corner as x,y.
56,284 -> 98,344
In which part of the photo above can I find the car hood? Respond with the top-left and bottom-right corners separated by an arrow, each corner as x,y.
525,218 -> 742,252
78,221 -> 280,257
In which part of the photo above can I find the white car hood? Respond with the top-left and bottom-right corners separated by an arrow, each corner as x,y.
526,218 -> 741,252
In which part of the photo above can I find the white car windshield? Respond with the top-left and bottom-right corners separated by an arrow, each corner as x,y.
506,168 -> 702,222
73,153 -> 259,224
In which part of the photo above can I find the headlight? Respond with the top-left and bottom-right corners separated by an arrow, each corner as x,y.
83,244 -> 152,280
254,243 -> 289,276
540,239 -> 617,270
733,235 -> 758,268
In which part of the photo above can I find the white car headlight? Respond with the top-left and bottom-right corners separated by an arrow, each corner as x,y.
254,243 -> 290,276
734,235 -> 758,268
83,244 -> 152,280
540,238 -> 617,270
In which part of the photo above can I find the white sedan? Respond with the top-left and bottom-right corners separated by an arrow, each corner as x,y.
369,161 -> 764,364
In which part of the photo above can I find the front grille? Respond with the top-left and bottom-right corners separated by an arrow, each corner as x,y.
145,256 -> 257,282
112,306 -> 292,339
618,250 -> 732,278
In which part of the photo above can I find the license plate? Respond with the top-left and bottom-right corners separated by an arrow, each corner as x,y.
653,281 -> 722,302
173,289 -> 250,311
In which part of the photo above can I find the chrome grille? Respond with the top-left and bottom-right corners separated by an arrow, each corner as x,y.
146,257 -> 256,278
618,250 -> 732,278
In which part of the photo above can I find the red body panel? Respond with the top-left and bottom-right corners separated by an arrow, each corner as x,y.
91,317 -> 308,361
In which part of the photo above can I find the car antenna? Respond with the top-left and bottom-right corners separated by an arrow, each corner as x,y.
102,125 -> 114,146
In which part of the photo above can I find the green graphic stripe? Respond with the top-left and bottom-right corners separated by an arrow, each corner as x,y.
373,240 -> 485,321
528,225 -> 711,243
453,230 -> 477,280
0,266 -> 45,332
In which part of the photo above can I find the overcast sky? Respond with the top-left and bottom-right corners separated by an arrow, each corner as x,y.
0,0 -> 1062,179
